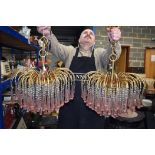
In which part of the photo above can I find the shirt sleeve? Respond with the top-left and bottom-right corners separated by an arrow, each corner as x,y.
48,33 -> 75,62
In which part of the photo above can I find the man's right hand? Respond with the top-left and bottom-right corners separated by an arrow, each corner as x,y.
37,26 -> 51,38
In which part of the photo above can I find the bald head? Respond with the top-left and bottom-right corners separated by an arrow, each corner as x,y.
78,29 -> 95,50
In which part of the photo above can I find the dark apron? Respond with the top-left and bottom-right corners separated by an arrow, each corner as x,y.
58,48 -> 106,129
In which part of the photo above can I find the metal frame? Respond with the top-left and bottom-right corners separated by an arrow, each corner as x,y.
0,47 -> 4,128
0,26 -> 39,129
0,27 -> 36,47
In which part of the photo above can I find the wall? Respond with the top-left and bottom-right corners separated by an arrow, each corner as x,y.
95,26 -> 155,72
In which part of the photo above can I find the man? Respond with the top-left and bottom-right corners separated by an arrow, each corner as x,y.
37,26 -> 121,129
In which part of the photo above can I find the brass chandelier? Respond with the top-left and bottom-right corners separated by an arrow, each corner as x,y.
81,40 -> 146,117
12,36 -> 75,114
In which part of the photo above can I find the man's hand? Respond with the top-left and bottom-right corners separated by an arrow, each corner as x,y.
37,26 -> 51,38
107,27 -> 121,42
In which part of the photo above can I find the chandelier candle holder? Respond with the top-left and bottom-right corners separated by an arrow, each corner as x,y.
12,36 -> 75,114
81,35 -> 146,118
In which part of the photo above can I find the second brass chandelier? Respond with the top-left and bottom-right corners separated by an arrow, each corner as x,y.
81,36 -> 146,117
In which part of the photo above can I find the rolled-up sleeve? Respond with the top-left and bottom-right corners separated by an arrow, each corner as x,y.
48,33 -> 75,62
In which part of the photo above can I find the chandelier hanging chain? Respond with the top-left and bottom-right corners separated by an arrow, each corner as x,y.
109,41 -> 118,82
38,36 -> 49,71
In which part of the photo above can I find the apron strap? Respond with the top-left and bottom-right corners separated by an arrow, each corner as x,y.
75,47 -> 79,57
91,48 -> 95,58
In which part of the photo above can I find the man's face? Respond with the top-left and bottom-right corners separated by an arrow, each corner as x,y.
79,29 -> 95,47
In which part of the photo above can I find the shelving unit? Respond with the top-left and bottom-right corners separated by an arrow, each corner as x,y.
0,26 -> 39,129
